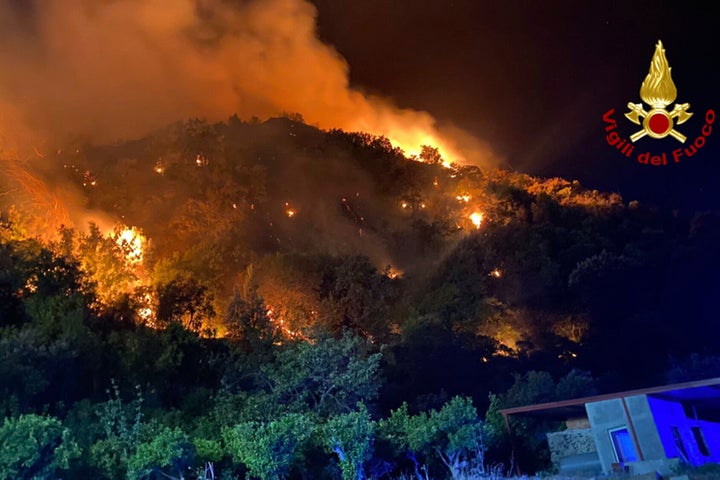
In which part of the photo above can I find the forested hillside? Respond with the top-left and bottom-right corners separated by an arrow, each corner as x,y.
2,116 -> 719,478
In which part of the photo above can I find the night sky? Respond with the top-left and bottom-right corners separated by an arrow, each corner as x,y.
312,1 -> 720,212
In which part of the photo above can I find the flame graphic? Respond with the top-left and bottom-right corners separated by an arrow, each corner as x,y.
639,40 -> 677,108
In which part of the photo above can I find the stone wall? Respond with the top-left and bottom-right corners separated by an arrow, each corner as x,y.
547,428 -> 597,467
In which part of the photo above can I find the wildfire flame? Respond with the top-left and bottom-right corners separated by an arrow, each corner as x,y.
266,307 -> 310,342
111,226 -> 156,324
384,265 -> 403,279
113,226 -> 146,264
137,290 -> 156,326
640,40 -> 677,108
470,211 -> 484,228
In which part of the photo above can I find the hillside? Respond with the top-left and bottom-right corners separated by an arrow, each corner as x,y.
1,116 -> 719,477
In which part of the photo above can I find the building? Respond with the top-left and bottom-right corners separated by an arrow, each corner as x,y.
501,377 -> 720,476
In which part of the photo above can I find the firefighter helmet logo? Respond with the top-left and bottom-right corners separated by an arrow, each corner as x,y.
625,40 -> 692,143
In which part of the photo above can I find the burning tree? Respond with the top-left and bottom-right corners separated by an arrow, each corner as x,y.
73,224 -> 148,309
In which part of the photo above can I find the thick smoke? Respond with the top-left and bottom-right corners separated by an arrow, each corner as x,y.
0,0 -> 492,164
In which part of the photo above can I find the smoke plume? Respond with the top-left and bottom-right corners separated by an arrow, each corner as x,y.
0,0 -> 492,164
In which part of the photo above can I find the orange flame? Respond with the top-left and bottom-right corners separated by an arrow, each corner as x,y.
114,227 -> 146,264
470,211 -> 484,228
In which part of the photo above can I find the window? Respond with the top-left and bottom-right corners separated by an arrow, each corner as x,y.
692,426 -> 710,457
671,426 -> 689,462
609,427 -> 638,463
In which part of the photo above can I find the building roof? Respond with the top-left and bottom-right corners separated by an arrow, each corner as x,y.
500,377 -> 720,421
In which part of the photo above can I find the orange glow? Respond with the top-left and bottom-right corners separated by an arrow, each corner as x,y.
385,265 -> 403,279
195,154 -> 208,167
109,226 -> 155,324
398,134 -> 458,168
114,227 -> 146,264
82,170 -> 96,187
137,290 -> 156,327
0,0 -> 498,180
24,277 -> 39,294
470,211 -> 484,228
266,306 -> 310,342
1,159 -> 72,239
489,269 -> 502,278
283,202 -> 297,218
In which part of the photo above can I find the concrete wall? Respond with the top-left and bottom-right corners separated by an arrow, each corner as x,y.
647,395 -> 720,466
624,394 -> 666,461
585,397 -> 629,473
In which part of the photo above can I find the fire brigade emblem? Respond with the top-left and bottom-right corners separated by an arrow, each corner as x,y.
625,40 -> 692,143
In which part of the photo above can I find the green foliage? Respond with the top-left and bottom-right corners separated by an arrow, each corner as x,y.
127,425 -> 194,480
156,276 -> 215,332
193,438 -> 223,463
266,331 -> 381,416
0,231 -> 84,328
431,397 -> 485,475
223,413 -> 314,480
323,404 -> 374,480
63,399 -> 104,451
556,369 -> 597,400
483,392 -> 505,449
224,284 -> 275,352
485,370 -> 558,450
381,397 -> 484,480
89,381 -> 144,479
320,255 -> 395,340
0,323 -> 93,416
0,414 -> 80,480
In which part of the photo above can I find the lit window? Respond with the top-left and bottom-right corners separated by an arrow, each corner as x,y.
609,427 -> 638,463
